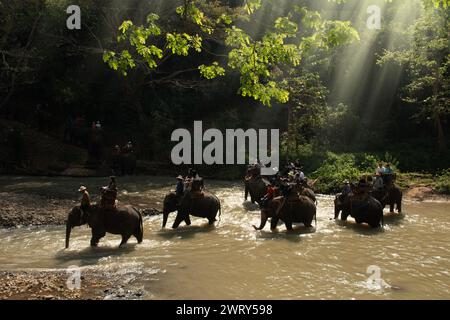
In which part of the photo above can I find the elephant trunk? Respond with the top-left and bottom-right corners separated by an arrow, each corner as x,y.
253,211 -> 268,231
65,222 -> 72,249
162,211 -> 169,228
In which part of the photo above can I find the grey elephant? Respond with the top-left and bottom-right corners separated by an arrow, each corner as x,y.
371,186 -> 402,213
162,191 -> 221,229
334,194 -> 383,228
244,176 -> 269,204
295,185 -> 317,204
65,204 -> 143,248
253,194 -> 316,231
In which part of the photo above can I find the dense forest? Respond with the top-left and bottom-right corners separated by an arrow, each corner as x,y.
0,0 -> 449,192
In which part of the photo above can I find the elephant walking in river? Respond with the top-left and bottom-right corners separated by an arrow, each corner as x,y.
253,195 -> 316,231
162,191 -> 221,229
244,177 -> 269,204
334,194 -> 383,228
65,205 -> 143,248
371,186 -> 402,213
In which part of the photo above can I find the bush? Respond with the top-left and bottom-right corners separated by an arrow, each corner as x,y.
435,169 -> 450,195
310,152 -> 362,194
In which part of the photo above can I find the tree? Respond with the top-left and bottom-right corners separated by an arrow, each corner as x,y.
0,0 -> 45,111
378,0 -> 449,151
104,0 -> 359,107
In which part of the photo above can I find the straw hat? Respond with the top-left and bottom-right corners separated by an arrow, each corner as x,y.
176,175 -> 183,180
78,186 -> 87,192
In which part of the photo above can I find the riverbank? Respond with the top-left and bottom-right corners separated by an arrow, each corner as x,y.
0,270 -> 146,300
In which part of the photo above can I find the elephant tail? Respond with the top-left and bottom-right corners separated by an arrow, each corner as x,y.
134,207 -> 144,243
217,198 -> 222,225
314,211 -> 317,227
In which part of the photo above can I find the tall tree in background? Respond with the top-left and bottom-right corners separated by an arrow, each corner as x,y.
104,0 -> 359,107
378,0 -> 449,151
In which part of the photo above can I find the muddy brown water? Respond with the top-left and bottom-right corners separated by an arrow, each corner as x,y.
0,176 -> 449,299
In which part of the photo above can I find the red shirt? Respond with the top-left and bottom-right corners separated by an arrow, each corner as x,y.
266,186 -> 275,198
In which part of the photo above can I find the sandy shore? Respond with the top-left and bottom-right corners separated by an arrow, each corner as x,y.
0,192 -> 161,228
0,270 -> 147,300
0,192 -> 74,227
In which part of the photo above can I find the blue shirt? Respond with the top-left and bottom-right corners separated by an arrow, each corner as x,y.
176,181 -> 184,194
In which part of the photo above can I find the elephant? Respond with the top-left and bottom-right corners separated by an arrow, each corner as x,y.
70,127 -> 90,147
334,193 -> 383,228
121,153 -> 137,175
88,130 -> 103,161
65,204 -> 143,248
253,194 -> 316,231
162,191 -> 221,229
295,185 -> 317,204
244,176 -> 269,204
111,153 -> 136,176
371,186 -> 402,213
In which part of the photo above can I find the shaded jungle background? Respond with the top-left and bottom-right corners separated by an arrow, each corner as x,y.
0,0 -> 449,193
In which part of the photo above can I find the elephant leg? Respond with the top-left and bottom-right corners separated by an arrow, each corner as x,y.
270,216 -> 280,230
304,219 -> 313,228
119,234 -> 131,247
397,200 -> 402,213
341,212 -> 349,221
389,203 -> 394,213
284,221 -> 293,231
184,216 -> 191,226
90,229 -> 105,247
334,206 -> 340,219
245,186 -> 249,201
133,231 -> 143,244
208,216 -> 216,225
172,213 -> 185,229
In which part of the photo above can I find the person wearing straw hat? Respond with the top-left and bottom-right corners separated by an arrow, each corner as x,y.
342,180 -> 351,197
78,186 -> 91,218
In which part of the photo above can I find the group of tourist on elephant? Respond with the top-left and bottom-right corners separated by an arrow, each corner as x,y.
163,168 -> 220,229
334,162 -> 402,228
65,161 -> 402,249
245,161 -> 317,232
111,141 -> 137,176
66,176 -> 143,249
245,161 -> 402,231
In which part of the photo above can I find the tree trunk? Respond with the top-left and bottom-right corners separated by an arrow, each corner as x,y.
435,113 -> 447,151
433,68 -> 447,151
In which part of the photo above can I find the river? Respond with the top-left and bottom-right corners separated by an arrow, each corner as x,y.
0,176 -> 449,299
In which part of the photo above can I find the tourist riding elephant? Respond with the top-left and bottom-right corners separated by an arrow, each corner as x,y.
371,186 -> 402,213
244,177 -> 269,204
65,204 -> 143,248
88,130 -> 103,161
162,191 -> 221,229
120,153 -> 137,175
253,195 -> 316,231
334,194 -> 383,228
